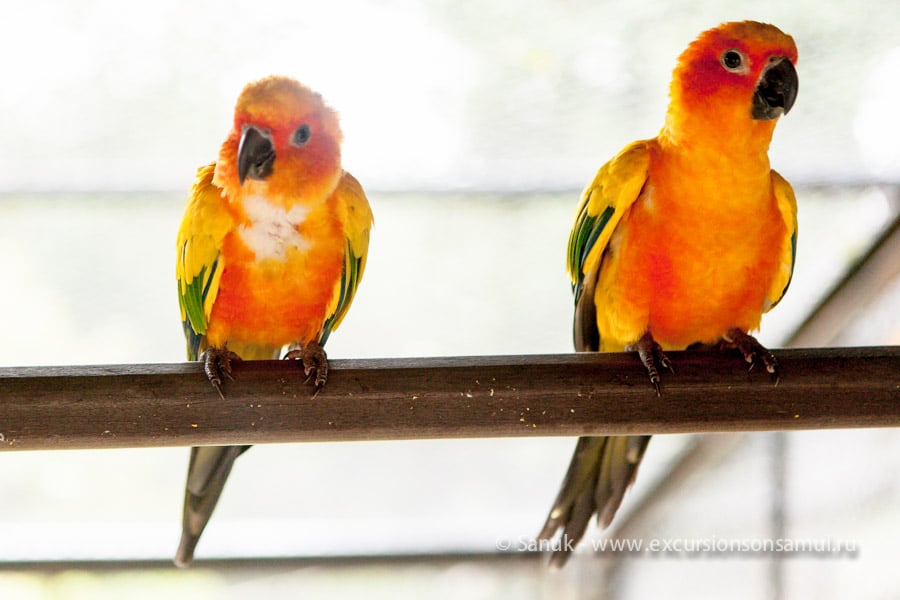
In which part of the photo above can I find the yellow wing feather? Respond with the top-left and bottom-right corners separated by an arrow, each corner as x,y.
568,140 -> 650,287
320,171 -> 374,342
176,163 -> 235,359
765,170 -> 798,311
567,141 -> 650,351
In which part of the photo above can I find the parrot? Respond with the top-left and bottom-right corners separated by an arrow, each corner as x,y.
537,21 -> 799,566
174,75 -> 373,567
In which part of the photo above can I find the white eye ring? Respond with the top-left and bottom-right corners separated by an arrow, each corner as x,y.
721,49 -> 746,72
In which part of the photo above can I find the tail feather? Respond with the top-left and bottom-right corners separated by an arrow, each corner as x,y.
545,261 -> 652,566
539,435 -> 650,567
174,530 -> 201,569
174,444 -> 250,567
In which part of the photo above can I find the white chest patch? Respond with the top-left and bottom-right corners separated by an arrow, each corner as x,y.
238,195 -> 311,261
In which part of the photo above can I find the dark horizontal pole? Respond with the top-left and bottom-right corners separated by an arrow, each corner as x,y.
0,347 -> 897,451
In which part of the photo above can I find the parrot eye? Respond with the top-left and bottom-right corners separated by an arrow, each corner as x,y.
721,49 -> 745,72
292,124 -> 312,146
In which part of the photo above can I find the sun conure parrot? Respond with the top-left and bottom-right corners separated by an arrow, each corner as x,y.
174,75 -> 373,567
538,21 -> 799,566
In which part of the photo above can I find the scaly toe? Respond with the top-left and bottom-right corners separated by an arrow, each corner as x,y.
285,342 -> 329,392
627,332 -> 672,395
202,347 -> 242,399
724,328 -> 780,384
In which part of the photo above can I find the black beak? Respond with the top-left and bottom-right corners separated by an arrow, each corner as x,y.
237,126 -> 276,184
752,57 -> 798,121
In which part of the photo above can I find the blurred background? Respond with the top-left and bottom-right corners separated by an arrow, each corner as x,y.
0,0 -> 898,598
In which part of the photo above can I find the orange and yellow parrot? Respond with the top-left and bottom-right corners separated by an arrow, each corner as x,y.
174,76 -> 373,566
538,21 -> 798,565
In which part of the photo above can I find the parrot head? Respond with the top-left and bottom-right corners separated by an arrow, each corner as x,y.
213,76 -> 344,203
664,21 -> 798,146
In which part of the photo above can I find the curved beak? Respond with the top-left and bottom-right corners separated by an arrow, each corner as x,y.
752,57 -> 798,121
237,126 -> 276,184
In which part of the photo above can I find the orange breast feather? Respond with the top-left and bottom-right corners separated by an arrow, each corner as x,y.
205,196 -> 344,348
601,144 -> 787,349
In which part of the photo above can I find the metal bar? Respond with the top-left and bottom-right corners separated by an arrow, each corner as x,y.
0,347 -> 897,452
0,551 -> 542,573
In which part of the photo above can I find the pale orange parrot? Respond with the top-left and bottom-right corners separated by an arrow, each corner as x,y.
538,21 -> 799,566
175,76 -> 373,566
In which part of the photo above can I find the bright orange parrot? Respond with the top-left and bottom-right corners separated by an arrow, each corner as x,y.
538,21 -> 798,565
174,76 -> 373,566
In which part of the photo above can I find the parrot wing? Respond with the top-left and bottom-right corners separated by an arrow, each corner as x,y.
176,163 -> 233,361
540,141 -> 651,567
765,170 -> 798,311
567,140 -> 650,352
319,171 -> 374,345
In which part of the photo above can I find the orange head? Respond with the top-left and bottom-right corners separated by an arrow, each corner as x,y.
213,76 -> 343,203
663,21 -> 798,150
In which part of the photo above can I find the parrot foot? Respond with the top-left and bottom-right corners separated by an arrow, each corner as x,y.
284,340 -> 329,394
724,328 -> 780,383
626,332 -> 673,395
201,346 -> 241,400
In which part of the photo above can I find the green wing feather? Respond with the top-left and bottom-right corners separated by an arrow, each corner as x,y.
176,163 -> 232,361
543,142 -> 652,565
320,171 -> 374,345
567,141 -> 650,307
